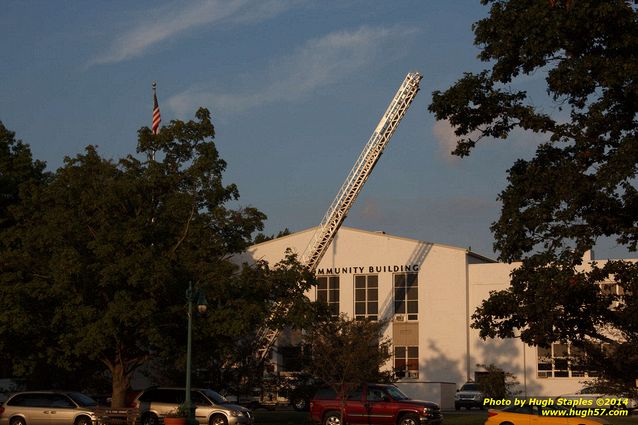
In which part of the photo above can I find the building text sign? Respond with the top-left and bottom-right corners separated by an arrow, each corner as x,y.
316,264 -> 420,275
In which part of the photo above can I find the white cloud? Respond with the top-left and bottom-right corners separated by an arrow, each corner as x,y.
167,25 -> 419,116
432,118 -> 545,163
89,0 -> 301,66
432,119 -> 462,163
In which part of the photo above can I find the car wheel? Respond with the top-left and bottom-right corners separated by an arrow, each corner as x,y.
75,416 -> 92,425
141,413 -> 159,425
398,413 -> 419,425
292,397 -> 308,411
10,417 -> 27,425
323,411 -> 341,425
209,414 -> 228,425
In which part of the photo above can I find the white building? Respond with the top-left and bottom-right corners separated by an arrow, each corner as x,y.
241,226 -> 626,409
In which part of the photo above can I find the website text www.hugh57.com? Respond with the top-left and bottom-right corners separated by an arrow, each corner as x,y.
543,408 -> 629,418
483,397 -> 631,417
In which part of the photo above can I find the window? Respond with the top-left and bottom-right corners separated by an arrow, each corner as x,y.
394,273 -> 418,320
67,392 -> 97,407
366,387 -> 387,401
47,394 -> 74,408
599,282 -> 628,309
280,345 -> 304,372
354,275 -> 378,320
317,276 -> 340,316
395,346 -> 419,379
191,391 -> 211,406
347,387 -> 363,401
599,283 -> 624,296
537,342 -> 595,378
9,394 -> 51,407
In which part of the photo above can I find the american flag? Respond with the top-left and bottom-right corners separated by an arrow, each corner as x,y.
152,82 -> 161,135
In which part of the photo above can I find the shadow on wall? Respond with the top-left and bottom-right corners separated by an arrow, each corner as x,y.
422,340 -> 465,385
379,241 -> 433,329
472,337 -> 543,397
397,340 -> 464,410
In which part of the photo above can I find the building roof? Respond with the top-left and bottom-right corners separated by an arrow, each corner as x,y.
249,226 -> 497,263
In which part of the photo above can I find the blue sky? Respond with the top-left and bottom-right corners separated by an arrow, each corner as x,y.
0,1 -> 628,259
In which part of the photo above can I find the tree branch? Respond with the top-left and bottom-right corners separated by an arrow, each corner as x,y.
171,203 -> 196,255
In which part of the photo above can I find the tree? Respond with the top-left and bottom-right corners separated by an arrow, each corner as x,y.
428,0 -> 638,393
253,228 -> 291,244
0,110 -> 312,406
475,364 -> 520,400
0,122 -> 49,231
307,314 -> 392,421
0,121 -> 51,383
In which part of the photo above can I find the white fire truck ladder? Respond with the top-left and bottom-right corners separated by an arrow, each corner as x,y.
255,71 -> 422,362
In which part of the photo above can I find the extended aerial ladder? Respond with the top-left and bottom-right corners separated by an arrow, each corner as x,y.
255,71 -> 422,362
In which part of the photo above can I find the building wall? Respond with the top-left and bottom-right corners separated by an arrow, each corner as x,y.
244,227 -> 627,404
467,256 -> 621,397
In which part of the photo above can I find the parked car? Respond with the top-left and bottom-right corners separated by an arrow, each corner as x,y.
454,381 -> 486,410
219,388 -> 277,410
485,404 -> 610,425
558,386 -> 638,412
0,390 -> 98,425
310,383 -> 441,425
131,387 -> 253,425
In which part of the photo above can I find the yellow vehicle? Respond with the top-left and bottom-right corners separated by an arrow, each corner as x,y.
485,405 -> 611,425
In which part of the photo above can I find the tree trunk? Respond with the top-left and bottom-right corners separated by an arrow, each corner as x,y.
111,362 -> 131,408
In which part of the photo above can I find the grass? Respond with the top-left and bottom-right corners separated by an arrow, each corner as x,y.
252,409 -> 638,425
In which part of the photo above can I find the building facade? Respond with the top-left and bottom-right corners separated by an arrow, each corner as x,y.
241,226 -> 625,409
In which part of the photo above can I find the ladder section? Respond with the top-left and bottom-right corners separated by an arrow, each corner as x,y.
300,72 -> 422,271
254,72 -> 422,362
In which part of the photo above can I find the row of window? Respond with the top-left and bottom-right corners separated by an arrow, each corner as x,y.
281,343 -> 421,379
316,274 -> 617,381
316,272 -> 420,379
537,342 -> 604,378
316,272 -> 419,320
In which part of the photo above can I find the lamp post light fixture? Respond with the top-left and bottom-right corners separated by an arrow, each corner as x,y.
184,281 -> 208,425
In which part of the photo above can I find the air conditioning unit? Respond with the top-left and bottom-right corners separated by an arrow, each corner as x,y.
394,315 -> 405,322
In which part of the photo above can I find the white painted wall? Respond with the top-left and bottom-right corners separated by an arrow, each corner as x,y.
244,227 -> 634,404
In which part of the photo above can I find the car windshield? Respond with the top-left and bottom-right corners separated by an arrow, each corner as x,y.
386,386 -> 410,400
67,392 -> 97,407
461,384 -> 481,392
202,389 -> 228,405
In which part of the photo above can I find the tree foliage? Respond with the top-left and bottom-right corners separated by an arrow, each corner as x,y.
476,364 -> 520,399
0,122 -> 49,231
0,111 -> 313,406
428,0 -> 638,392
306,314 -> 392,417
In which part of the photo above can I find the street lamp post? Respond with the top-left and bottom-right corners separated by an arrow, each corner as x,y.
185,281 -> 208,425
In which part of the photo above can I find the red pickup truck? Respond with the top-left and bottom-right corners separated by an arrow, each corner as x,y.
309,383 -> 442,425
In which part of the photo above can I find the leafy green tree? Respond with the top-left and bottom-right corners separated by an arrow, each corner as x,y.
0,110 -> 311,406
475,364 -> 520,400
428,0 -> 638,393
253,228 -> 291,244
0,122 -> 49,231
307,315 -> 392,421
0,121 -> 51,384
